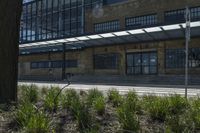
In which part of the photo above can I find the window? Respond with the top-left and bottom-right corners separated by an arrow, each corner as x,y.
31,60 -> 78,69
165,9 -> 186,24
30,61 -> 50,69
94,20 -> 120,33
103,0 -> 127,5
165,48 -> 200,68
165,6 -> 200,24
126,14 -> 157,29
21,0 -> 100,43
126,52 -> 157,75
94,54 -> 119,69
191,6 -> 200,21
51,61 -> 62,68
65,60 -> 78,68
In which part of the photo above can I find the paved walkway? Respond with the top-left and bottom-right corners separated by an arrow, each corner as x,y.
18,81 -> 200,97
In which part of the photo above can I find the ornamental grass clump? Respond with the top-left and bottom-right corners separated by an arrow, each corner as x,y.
168,94 -> 189,115
87,88 -> 103,106
165,112 -> 193,133
71,96 -> 93,131
24,110 -> 52,133
143,95 -> 170,121
107,89 -> 123,107
44,86 -> 60,112
117,100 -> 140,132
15,102 -> 36,127
92,96 -> 105,115
18,84 -> 39,103
61,89 -> 79,109
189,97 -> 200,129
125,91 -> 141,113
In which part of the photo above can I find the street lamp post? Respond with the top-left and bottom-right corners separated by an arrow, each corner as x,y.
185,7 -> 191,98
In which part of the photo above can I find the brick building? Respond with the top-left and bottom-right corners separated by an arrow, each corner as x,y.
19,0 -> 200,84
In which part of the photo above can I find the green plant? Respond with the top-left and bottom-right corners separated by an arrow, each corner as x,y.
71,97 -> 93,130
19,85 -> 39,103
24,110 -> 52,133
61,89 -> 79,109
165,112 -> 194,133
15,102 -> 36,127
125,91 -> 141,113
143,95 -> 169,121
44,86 -> 60,112
168,94 -> 189,115
92,96 -> 105,115
117,102 -> 140,132
190,98 -> 200,129
87,89 -> 103,106
107,89 -> 123,107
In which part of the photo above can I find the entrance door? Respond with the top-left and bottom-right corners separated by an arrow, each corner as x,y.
126,51 -> 157,75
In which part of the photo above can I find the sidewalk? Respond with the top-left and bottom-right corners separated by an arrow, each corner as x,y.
18,81 -> 200,97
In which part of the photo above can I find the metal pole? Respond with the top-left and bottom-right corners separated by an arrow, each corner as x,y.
185,7 -> 191,98
62,43 -> 66,80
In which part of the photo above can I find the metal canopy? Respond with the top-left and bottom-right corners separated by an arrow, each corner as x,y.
19,21 -> 200,54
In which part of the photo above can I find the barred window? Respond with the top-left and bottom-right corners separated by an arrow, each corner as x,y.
94,20 -> 120,33
94,54 -> 119,69
165,6 -> 200,24
65,60 -> 78,68
30,60 -> 78,69
165,48 -> 200,68
126,14 -> 157,29
191,6 -> 200,21
31,61 -> 50,69
51,61 -> 63,68
165,9 -> 186,24
103,0 -> 127,5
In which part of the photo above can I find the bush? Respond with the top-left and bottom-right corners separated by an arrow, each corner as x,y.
125,91 -> 141,113
117,102 -> 140,132
143,95 -> 169,121
18,85 -> 39,103
107,89 -> 123,107
24,110 -> 52,133
92,96 -> 105,115
71,97 -> 93,131
168,94 -> 189,115
165,112 -> 193,132
44,86 -> 60,112
61,89 -> 79,109
190,98 -> 200,129
87,89 -> 103,106
15,102 -> 36,127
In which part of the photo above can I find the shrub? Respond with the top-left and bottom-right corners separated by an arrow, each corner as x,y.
61,89 -> 79,109
117,102 -> 140,132
125,91 -> 141,113
168,94 -> 189,115
190,98 -> 200,129
15,102 -> 36,127
92,96 -> 105,115
143,95 -> 169,121
166,112 -> 193,133
41,86 -> 49,96
44,86 -> 60,112
87,89 -> 103,106
24,110 -> 52,133
19,85 -> 39,103
71,97 -> 93,130
107,89 -> 123,107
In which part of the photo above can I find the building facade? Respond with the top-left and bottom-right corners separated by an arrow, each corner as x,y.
19,0 -> 200,82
